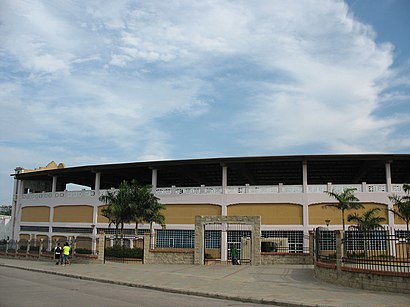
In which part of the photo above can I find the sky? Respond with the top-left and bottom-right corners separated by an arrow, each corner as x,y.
0,0 -> 409,204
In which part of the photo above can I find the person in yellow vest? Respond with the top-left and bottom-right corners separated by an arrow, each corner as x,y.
62,242 -> 71,266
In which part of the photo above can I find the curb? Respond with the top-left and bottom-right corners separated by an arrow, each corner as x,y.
0,263 -> 323,307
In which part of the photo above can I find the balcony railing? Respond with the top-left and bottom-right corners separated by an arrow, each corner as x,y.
20,184 -> 405,200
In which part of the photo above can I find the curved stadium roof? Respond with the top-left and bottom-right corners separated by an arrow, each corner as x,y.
12,154 -> 410,189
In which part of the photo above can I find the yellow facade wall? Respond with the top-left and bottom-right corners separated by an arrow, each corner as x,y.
53,205 -> 93,223
97,205 -> 109,223
19,234 -> 30,241
227,203 -> 303,225
309,203 -> 389,226
164,204 -> 221,224
76,237 -> 92,249
21,206 -> 50,222
52,235 -> 67,243
393,205 -> 406,224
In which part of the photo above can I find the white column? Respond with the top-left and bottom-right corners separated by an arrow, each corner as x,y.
11,169 -> 21,241
94,172 -> 101,194
91,224 -> 97,254
221,224 -> 228,262
302,161 -> 308,193
385,162 -> 392,193
49,206 -> 54,234
92,175 -> 99,243
385,162 -> 395,229
52,176 -> 57,193
220,204 -> 228,262
302,161 -> 309,252
222,165 -> 228,194
151,168 -> 157,190
12,178 -> 24,241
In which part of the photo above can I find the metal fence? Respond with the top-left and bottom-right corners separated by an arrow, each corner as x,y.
0,238 -> 99,257
315,228 -> 410,274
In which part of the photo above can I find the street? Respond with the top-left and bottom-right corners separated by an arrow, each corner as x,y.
0,267 -> 268,307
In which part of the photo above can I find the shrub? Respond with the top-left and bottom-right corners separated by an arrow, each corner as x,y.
18,245 -> 27,252
75,248 -> 92,254
105,246 -> 143,258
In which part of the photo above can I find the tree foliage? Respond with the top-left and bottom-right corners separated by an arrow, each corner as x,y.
347,208 -> 386,231
99,180 -> 166,247
388,183 -> 410,236
324,188 -> 364,231
0,205 -> 12,216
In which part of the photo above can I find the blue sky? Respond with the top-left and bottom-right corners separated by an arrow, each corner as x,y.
1,0 -> 409,204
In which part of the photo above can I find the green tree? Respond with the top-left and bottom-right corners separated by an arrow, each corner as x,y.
128,181 -> 154,236
388,183 -> 410,241
0,205 -> 12,215
143,196 -> 166,249
347,208 -> 386,258
324,188 -> 364,231
347,208 -> 386,231
99,181 -> 133,245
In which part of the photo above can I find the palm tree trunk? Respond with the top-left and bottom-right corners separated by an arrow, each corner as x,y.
120,222 -> 124,247
135,222 -> 139,236
115,224 -> 119,246
342,209 -> 345,231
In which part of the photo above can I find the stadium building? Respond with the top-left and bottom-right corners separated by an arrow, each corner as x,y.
10,154 -> 410,262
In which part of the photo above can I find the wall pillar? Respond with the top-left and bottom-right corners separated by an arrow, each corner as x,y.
222,165 -> 227,194
151,168 -> 158,191
302,161 -> 308,193
385,162 -> 392,193
97,233 -> 105,264
52,176 -> 57,193
301,161 -> 309,251
385,162 -> 395,229
94,172 -> 101,194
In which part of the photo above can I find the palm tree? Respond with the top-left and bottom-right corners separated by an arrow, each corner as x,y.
347,208 -> 386,231
142,191 -> 166,249
324,188 -> 364,231
388,183 -> 410,244
128,181 -> 151,235
99,181 -> 133,245
347,208 -> 386,258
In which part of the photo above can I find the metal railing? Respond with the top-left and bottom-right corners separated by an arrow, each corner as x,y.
21,183 -> 405,200
315,228 -> 410,274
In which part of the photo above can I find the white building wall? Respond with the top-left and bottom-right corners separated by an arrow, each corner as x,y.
0,215 -> 12,240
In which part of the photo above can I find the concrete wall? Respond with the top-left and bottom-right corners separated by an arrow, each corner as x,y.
315,264 -> 410,294
0,215 -> 12,240
261,253 -> 313,265
143,233 -> 194,264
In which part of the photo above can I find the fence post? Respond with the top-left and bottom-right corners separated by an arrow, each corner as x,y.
39,239 -> 43,256
26,240 -> 31,256
98,233 -> 105,264
72,237 -> 77,257
6,239 -> 9,254
309,231 -> 315,262
335,230 -> 343,271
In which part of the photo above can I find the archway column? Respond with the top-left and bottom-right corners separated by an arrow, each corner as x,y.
194,215 -> 261,265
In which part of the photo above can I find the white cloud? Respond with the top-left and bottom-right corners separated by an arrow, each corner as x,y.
0,0 -> 409,203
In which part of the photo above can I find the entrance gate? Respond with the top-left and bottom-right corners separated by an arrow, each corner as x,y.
195,216 -> 261,265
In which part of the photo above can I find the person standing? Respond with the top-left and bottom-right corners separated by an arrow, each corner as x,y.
54,243 -> 62,265
231,245 -> 238,265
62,242 -> 71,266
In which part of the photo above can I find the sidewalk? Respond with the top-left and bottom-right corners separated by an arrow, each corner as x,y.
0,257 -> 409,307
